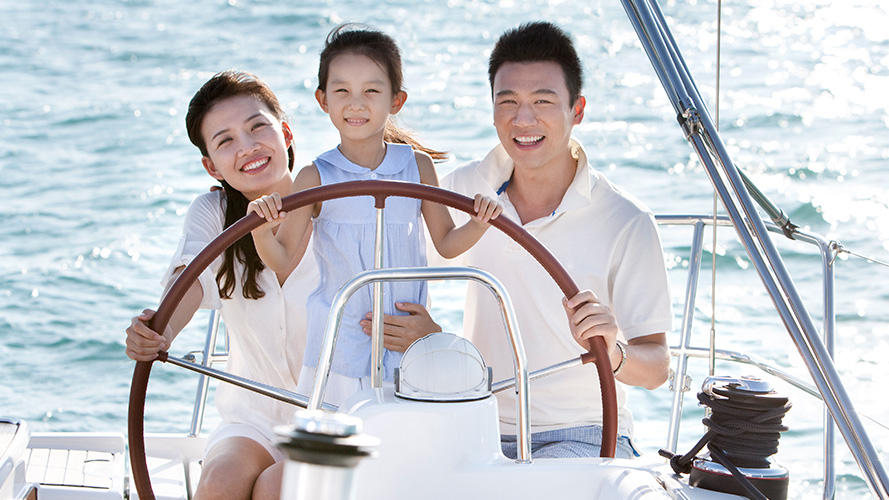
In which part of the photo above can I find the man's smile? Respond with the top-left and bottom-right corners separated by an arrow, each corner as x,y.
514,135 -> 544,146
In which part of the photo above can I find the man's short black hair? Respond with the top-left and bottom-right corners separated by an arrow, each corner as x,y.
488,21 -> 583,104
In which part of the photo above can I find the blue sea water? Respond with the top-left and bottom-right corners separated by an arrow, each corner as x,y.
2,0 -> 888,497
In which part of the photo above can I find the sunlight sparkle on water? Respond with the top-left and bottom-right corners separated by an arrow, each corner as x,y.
4,1 -> 888,495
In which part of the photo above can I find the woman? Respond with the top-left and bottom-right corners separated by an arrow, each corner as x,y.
125,70 -> 317,499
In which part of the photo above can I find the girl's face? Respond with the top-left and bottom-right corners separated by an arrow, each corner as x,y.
315,52 -> 406,145
200,95 -> 294,201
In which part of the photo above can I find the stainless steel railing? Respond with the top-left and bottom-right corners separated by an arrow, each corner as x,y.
305,266 -> 534,464
655,215 -> 842,498
623,0 -> 888,494
184,309 -> 226,438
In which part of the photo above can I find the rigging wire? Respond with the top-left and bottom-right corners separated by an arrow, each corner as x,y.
836,246 -> 889,270
708,0 -> 723,377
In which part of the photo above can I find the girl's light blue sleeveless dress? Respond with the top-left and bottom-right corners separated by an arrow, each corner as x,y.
303,143 -> 428,380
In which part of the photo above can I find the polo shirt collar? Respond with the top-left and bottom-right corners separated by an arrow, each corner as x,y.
474,137 -> 596,219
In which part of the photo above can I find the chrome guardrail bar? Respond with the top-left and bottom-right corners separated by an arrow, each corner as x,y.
622,0 -> 889,494
306,266 -> 534,464
656,214 -> 843,498
186,309 -> 225,437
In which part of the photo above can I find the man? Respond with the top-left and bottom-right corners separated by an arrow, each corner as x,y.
364,21 -> 672,459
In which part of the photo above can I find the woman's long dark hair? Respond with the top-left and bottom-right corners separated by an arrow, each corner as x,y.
319,24 -> 449,161
185,70 -> 294,300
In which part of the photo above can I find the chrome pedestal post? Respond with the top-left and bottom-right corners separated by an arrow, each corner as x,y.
277,410 -> 378,500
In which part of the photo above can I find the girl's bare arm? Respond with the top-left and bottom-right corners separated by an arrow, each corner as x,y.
417,152 -> 502,258
249,164 -> 321,273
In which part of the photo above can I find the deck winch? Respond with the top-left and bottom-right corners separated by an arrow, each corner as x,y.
660,376 -> 792,500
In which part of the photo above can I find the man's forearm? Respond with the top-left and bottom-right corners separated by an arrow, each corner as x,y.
615,333 -> 670,390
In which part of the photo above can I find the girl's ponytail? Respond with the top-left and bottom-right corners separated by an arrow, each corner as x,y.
384,121 -> 449,162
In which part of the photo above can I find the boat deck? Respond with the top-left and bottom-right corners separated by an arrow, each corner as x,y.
23,433 -> 204,500
25,433 -> 126,500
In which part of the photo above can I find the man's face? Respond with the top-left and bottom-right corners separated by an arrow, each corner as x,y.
492,61 -> 584,173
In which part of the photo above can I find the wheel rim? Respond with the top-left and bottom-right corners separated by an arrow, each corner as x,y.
128,180 -> 618,499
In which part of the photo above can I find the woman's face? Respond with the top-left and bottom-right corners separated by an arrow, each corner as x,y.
200,94 -> 294,201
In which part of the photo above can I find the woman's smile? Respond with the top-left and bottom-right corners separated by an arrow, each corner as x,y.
242,157 -> 270,172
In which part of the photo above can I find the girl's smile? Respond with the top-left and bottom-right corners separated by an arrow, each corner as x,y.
315,52 -> 406,156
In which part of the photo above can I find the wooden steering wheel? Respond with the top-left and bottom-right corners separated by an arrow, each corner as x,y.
128,180 -> 618,499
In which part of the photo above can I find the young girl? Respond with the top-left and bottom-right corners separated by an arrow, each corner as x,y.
125,70 -> 318,500
248,24 -> 502,405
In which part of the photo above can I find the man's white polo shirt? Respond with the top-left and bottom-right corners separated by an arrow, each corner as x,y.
437,138 -> 673,437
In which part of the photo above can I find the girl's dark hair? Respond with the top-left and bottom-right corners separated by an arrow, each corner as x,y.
185,69 -> 294,300
318,23 -> 448,161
